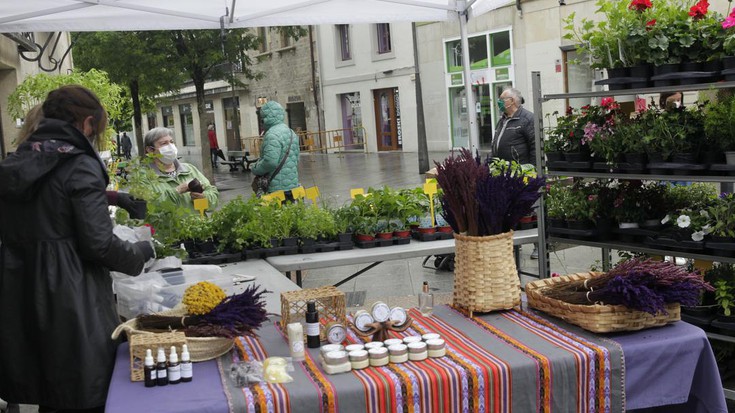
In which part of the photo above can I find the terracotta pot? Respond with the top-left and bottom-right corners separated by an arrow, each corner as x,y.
417,227 -> 436,234
436,226 -> 453,233
393,230 -> 411,238
375,232 -> 394,240
355,234 -> 375,241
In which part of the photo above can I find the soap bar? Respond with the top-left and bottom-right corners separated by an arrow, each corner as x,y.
426,338 -> 446,358
407,341 -> 428,361
349,350 -> 369,370
324,351 -> 349,366
368,347 -> 389,367
388,344 -> 408,364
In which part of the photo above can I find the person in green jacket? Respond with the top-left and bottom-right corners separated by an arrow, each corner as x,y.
252,101 -> 300,197
142,127 -> 219,209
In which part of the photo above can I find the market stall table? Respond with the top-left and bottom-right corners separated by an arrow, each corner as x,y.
106,304 -> 727,413
219,259 -> 300,314
266,228 -> 538,287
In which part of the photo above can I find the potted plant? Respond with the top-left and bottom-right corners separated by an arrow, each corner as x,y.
612,180 -> 644,229
639,181 -> 668,228
683,263 -> 732,318
713,279 -> 735,335
564,189 -> 596,230
615,116 -> 647,167
544,108 -> 577,162
704,95 -> 735,164
546,183 -> 568,229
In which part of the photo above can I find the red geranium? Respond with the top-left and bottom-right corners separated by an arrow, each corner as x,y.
144,223 -> 155,236
629,0 -> 652,12
688,0 -> 709,19
646,19 -> 656,30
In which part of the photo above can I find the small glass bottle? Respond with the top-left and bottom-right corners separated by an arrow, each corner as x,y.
419,281 -> 434,316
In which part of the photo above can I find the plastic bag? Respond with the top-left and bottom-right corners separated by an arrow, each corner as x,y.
230,357 -> 294,387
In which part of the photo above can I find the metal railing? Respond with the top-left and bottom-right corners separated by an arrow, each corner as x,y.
240,126 -> 368,157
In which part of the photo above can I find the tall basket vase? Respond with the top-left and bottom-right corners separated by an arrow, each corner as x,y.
452,231 -> 520,317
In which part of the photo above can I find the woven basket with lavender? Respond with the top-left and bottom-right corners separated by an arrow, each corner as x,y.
526,259 -> 713,333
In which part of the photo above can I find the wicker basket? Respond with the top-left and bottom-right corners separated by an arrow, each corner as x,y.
525,272 -> 681,333
281,286 -> 346,341
452,231 -> 521,316
111,307 -> 234,364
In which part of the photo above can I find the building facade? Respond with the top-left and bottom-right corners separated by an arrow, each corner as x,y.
317,22 -> 418,153
0,32 -> 74,157
149,28 -> 320,167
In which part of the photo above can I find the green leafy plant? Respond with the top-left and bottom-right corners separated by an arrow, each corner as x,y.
715,279 -> 735,316
704,94 -> 735,152
707,194 -> 735,238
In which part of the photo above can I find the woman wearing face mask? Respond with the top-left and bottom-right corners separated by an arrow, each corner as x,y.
659,91 -> 683,110
141,127 -> 218,209
0,85 -> 154,413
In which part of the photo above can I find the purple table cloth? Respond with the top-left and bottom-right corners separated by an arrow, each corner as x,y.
106,320 -> 728,413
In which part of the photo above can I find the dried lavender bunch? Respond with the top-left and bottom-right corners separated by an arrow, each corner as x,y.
138,285 -> 271,338
475,169 -> 545,235
434,148 -> 488,234
542,259 -> 713,314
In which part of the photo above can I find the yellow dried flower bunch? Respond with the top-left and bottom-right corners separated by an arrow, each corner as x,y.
182,281 -> 226,315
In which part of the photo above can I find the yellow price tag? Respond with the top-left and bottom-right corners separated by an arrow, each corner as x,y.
272,191 -> 286,202
261,194 -> 273,203
425,178 -> 437,184
350,188 -> 365,199
305,186 -> 320,204
193,198 -> 209,217
291,186 -> 306,199
423,182 -> 437,227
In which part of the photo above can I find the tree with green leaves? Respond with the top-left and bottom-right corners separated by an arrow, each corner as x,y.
7,69 -> 125,150
72,31 -> 187,155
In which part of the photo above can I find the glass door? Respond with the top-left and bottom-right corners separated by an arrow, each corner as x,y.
374,88 -> 399,151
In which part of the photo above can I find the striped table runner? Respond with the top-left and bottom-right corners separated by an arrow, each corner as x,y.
218,305 -> 624,413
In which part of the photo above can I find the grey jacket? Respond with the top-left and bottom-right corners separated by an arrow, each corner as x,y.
491,106 -> 536,165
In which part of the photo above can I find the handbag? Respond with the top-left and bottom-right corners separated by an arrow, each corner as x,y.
251,134 -> 294,196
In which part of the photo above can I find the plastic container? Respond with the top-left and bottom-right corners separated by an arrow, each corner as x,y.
114,265 -> 230,319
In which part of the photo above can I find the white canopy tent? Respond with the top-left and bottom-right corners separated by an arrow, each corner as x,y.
0,0 -> 514,150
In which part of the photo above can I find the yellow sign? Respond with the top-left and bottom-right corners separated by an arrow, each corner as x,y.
350,188 -> 365,199
425,178 -> 437,184
423,182 -> 438,227
292,186 -> 306,200
272,191 -> 286,202
305,186 -> 320,204
193,198 -> 209,217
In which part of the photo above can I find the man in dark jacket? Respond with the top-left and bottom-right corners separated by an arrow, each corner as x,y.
492,87 -> 539,258
491,87 -> 536,165
0,85 -> 153,412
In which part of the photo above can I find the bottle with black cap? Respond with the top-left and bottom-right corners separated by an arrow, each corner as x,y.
305,300 -> 321,349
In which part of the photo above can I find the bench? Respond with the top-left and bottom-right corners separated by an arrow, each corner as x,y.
221,150 -> 258,172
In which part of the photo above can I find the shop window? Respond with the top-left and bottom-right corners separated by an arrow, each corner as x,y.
490,31 -> 511,67
337,24 -> 351,61
376,23 -> 392,54
563,48 -> 593,108
179,104 -> 194,147
445,35 -> 488,73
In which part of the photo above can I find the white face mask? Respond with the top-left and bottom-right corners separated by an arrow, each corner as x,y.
158,143 -> 178,165
673,101 -> 681,108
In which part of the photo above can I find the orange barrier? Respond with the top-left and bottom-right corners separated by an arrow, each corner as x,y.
240,127 -> 367,156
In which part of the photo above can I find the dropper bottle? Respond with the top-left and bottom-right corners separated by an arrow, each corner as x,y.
144,348 -> 157,387
167,346 -> 181,385
419,281 -> 434,316
180,344 -> 193,382
156,347 -> 168,386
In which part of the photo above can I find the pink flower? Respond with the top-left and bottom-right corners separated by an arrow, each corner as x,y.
723,16 -> 735,29
601,97 -> 615,108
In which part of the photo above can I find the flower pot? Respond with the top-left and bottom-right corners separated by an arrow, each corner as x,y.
417,227 -> 436,234
337,232 -> 352,243
282,237 -> 298,247
628,64 -> 652,88
355,233 -> 375,242
375,231 -> 394,240
641,219 -> 662,229
723,56 -> 735,81
393,230 -> 411,238
679,61 -> 704,85
653,63 -> 680,87
671,152 -> 697,164
712,313 -> 735,336
624,152 -> 647,165
595,218 -> 614,241
566,219 -> 594,230
436,226 -> 453,233
606,67 -> 630,90
618,222 -> 640,229
301,237 -> 316,246
701,150 -> 725,165
681,304 -> 719,317
548,218 -> 566,228
725,151 -> 735,165
564,152 -> 591,162
519,215 -> 536,224
646,152 -> 666,163
703,59 -> 723,82
545,152 -> 564,162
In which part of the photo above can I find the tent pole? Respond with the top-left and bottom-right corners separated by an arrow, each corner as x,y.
458,7 -> 478,153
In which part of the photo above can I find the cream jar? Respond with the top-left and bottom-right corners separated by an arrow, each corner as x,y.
402,335 -> 422,345
348,350 -> 369,370
353,310 -> 375,333
389,306 -> 408,327
345,344 -> 365,353
383,338 -> 403,347
422,333 -> 440,341
371,301 -> 391,323
364,341 -> 384,351
368,347 -> 389,367
426,338 -> 446,358
388,344 -> 408,364
407,341 -> 428,361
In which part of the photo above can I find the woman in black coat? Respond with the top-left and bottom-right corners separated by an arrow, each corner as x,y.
0,85 -> 154,412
